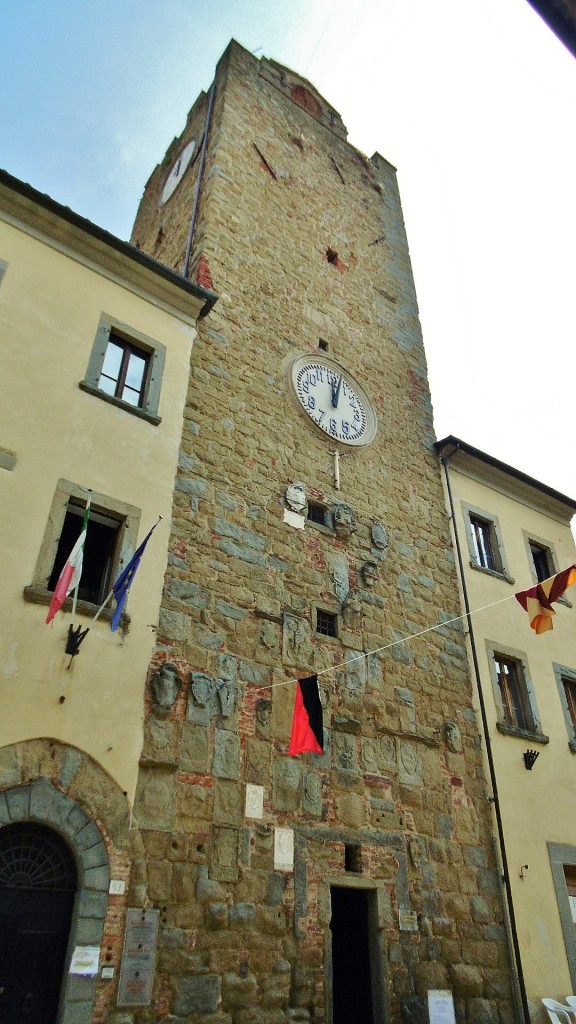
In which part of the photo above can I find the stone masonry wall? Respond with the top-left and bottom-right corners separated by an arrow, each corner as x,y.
126,41 -> 514,1024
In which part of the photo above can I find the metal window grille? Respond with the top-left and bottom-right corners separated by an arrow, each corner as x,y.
0,822 -> 77,892
316,610 -> 337,637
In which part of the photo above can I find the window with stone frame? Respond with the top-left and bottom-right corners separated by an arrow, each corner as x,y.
549,843 -> 576,992
462,503 -> 509,579
486,641 -> 545,740
47,500 -> 123,607
469,515 -> 501,572
529,540 -> 554,583
23,479 -> 141,619
80,315 -> 166,424
494,654 -> 536,732
554,664 -> 576,750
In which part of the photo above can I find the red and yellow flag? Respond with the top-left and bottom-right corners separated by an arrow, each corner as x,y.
515,565 -> 576,634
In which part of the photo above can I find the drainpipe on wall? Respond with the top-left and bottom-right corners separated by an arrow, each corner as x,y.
183,79 -> 216,280
440,445 -> 530,1024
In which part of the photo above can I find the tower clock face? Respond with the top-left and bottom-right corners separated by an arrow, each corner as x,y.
290,355 -> 377,447
160,139 -> 196,205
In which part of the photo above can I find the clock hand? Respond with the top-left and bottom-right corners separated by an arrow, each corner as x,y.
332,374 -> 343,408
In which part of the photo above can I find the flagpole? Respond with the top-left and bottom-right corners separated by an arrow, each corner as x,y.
70,491 -> 92,626
87,515 -> 164,630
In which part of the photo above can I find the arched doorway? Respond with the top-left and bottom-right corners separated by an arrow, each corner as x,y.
0,821 -> 77,1024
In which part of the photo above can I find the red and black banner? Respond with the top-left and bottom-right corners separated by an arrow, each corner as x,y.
288,674 -> 324,755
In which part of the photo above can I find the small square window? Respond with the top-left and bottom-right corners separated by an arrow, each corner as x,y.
81,316 -> 166,424
316,609 -> 338,637
529,541 -> 553,583
307,502 -> 328,527
345,844 -> 362,873
494,654 -> 535,732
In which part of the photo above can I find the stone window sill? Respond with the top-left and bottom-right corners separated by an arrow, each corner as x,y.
79,381 -> 161,425
496,721 -> 549,744
23,585 -> 130,630
469,562 -> 515,585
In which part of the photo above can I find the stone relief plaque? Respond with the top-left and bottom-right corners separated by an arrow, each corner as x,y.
380,734 -> 397,769
150,663 -> 181,717
214,779 -> 243,825
332,503 -> 356,540
180,722 -> 210,773
303,770 -> 322,817
272,758 -> 302,812
334,733 -> 358,772
134,769 -> 175,831
212,730 -> 241,780
246,736 -> 270,783
286,481 -> 307,513
210,826 -> 240,881
255,699 -> 272,739
361,560 -> 379,588
259,620 -> 280,651
216,678 -> 236,718
444,720 -> 462,753
339,651 -> 365,692
362,737 -> 380,774
188,672 -> 214,725
216,652 -> 237,682
399,741 -> 422,786
142,718 -> 179,763
282,612 -> 314,668
342,590 -> 362,629
327,553 -> 350,604
371,522 -> 388,550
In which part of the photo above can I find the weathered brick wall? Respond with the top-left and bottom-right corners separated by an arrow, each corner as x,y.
126,40 -> 513,1024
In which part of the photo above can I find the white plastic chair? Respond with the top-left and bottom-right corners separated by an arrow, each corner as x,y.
542,998 -> 575,1024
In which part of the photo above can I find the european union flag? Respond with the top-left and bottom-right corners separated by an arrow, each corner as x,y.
111,522 -> 159,632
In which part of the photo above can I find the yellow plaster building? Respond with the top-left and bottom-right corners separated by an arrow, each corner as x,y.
437,436 -> 576,1019
0,169 -> 215,1023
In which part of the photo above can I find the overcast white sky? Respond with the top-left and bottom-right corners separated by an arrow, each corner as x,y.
2,0 -> 574,498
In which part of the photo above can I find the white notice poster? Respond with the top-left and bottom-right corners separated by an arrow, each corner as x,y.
69,946 -> 100,976
428,990 -> 456,1024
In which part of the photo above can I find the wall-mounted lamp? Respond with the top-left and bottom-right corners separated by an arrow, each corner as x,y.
520,865 -> 529,879
523,749 -> 540,770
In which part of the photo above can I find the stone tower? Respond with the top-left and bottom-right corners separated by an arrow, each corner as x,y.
129,41 -> 513,1024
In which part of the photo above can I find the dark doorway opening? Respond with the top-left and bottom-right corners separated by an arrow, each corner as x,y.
0,822 -> 77,1024
330,886 -> 375,1024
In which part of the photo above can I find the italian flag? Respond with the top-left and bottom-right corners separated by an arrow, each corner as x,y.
46,502 -> 91,624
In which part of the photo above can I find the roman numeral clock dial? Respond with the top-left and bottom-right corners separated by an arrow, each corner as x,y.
290,355 -> 377,447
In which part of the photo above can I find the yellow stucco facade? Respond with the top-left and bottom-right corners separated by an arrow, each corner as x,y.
0,174 -> 214,801
437,437 -> 576,1019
